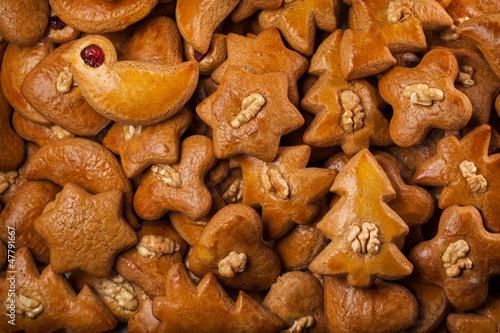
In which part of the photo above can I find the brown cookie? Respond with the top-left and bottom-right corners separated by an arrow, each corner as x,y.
231,0 -> 283,22
11,111 -> 68,146
127,285 -> 162,333
0,88 -> 25,172
184,33 -> 227,76
115,221 -> 188,298
45,11 -> 80,44
0,0 -> 49,45
34,183 -> 137,277
188,204 -> 281,291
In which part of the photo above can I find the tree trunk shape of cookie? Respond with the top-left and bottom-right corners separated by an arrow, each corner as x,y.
61,35 -> 199,125
309,149 -> 412,287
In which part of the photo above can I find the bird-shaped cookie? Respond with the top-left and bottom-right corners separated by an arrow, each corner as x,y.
61,35 -> 199,125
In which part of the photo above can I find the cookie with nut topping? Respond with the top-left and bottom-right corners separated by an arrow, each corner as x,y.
413,125 -> 500,232
409,205 -> 500,311
197,66 -> 304,162
379,48 -> 472,147
301,29 -> 392,155
11,111 -> 70,147
45,11 -> 80,44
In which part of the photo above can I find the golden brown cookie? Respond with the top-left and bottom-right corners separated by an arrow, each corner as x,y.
1,41 -> 54,125
21,40 -> 110,136
258,0 -> 339,56
24,137 -> 138,228
0,88 -> 25,172
61,34 -> 199,125
34,183 -> 137,277
119,16 -> 183,66
188,204 -> 281,291
211,28 -> 309,106
0,180 -> 60,264
301,29 -> 392,154
231,0 -> 283,22
11,111 -> 66,146
45,11 -> 80,44
102,108 -> 192,179
115,221 -> 188,298
133,135 -> 217,221
309,149 -> 412,287
446,313 -> 498,333
49,0 -> 158,33
324,277 -> 418,333
0,247 -> 117,333
409,205 -> 500,311
184,33 -> 227,76
152,263 -> 284,333
379,48 -> 472,147
127,285 -> 162,333
413,125 -> 500,232
197,66 -> 304,162
262,271 -> 329,333
0,0 -> 49,45
176,0 -> 239,53
229,145 -> 335,240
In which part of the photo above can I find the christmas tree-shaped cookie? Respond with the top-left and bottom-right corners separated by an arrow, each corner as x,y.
309,149 -> 413,287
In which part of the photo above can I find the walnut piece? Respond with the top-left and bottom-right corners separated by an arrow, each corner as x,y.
440,17 -> 469,41
0,171 -> 18,194
442,239 -> 473,278
459,160 -> 487,193
151,164 -> 181,188
100,274 -> 138,311
339,90 -> 365,133
230,93 -> 266,129
51,125 -> 75,140
456,65 -> 475,87
282,316 -> 315,333
348,222 -> 380,254
222,178 -> 243,204
14,294 -> 44,319
56,66 -> 74,94
123,125 -> 143,141
136,235 -> 180,259
261,168 -> 290,200
403,83 -> 444,106
387,0 -> 413,24
218,251 -> 247,278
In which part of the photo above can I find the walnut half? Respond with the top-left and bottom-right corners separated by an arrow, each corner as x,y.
100,274 -> 138,311
261,168 -> 290,200
403,83 -> 444,106
218,251 -> 247,278
0,171 -> 18,194
339,90 -> 365,134
442,239 -> 472,278
348,222 -> 380,254
136,235 -> 180,259
282,316 -> 315,333
10,294 -> 44,319
387,0 -> 413,24
459,160 -> 487,193
151,164 -> 182,188
231,93 -> 266,129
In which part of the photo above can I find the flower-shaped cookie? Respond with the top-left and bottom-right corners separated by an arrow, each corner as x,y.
102,108 -> 192,179
34,183 -> 137,277
258,0 -> 339,56
152,263 -> 284,333
133,135 -> 217,221
197,66 -> 304,162
309,149 -> 412,287
229,145 -> 336,240
409,205 -> 500,311
301,29 -> 392,155
413,125 -> 500,232
211,28 -> 309,106
379,48 -> 472,147
0,247 -> 117,333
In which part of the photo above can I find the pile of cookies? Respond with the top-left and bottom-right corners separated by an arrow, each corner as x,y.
1,0 -> 500,332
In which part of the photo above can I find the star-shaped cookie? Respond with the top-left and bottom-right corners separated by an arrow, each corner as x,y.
0,247 -> 117,333
34,183 -> 137,277
229,145 -> 336,240
379,48 -> 472,147
102,108 -> 192,179
133,135 -> 217,221
413,124 -> 500,232
197,66 -> 304,162
230,0 -> 282,23
409,205 -> 500,311
301,29 -> 392,155
211,28 -> 309,106
258,0 -> 339,56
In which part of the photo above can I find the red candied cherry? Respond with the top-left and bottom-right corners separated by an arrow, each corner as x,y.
49,15 -> 67,30
193,50 -> 207,62
81,44 -> 105,68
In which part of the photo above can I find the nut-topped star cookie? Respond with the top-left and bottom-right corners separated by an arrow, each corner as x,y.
258,0 -> 339,56
301,30 -> 392,155
409,205 -> 500,311
340,0 -> 453,80
34,183 -> 137,277
379,48 -> 472,147
197,66 -> 304,162
413,124 -> 500,232
133,135 -> 217,221
229,145 -> 336,240
211,28 -> 309,106
102,108 -> 192,179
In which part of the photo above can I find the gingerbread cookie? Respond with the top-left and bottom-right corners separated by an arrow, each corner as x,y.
231,0 -> 282,22
11,112 -> 68,147
184,33 -> 227,76
45,11 -> 80,44
0,89 -> 25,172
127,285 -> 162,333
0,0 -> 49,45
